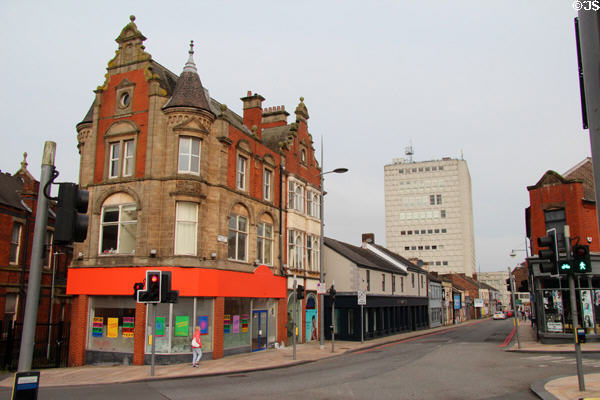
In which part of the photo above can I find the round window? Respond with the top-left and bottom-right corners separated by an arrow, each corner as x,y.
120,92 -> 130,107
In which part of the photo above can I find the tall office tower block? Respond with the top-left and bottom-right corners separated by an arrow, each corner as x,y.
384,156 -> 476,277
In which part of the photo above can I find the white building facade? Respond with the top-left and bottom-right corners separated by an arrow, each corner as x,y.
384,157 -> 476,277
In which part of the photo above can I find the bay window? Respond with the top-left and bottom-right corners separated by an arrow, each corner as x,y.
100,195 -> 137,255
178,136 -> 201,174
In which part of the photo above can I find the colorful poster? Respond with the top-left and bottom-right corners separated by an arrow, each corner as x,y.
156,317 -> 166,336
107,317 -> 119,338
305,309 -> 318,342
175,316 -> 189,337
92,317 -> 103,337
233,315 -> 240,333
241,314 -> 249,333
122,317 -> 134,338
581,290 -> 594,328
198,316 -> 209,335
224,314 -> 231,334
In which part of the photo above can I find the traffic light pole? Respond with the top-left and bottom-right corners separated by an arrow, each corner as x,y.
18,142 -> 56,372
508,267 -> 521,350
331,281 -> 335,353
151,303 -> 156,376
292,275 -> 297,360
569,274 -> 586,391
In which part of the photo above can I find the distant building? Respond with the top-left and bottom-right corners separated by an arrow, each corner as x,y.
479,271 -> 511,311
384,156 -> 476,277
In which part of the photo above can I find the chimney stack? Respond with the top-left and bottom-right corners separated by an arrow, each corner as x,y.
262,105 -> 289,128
362,233 -> 375,244
240,91 -> 265,139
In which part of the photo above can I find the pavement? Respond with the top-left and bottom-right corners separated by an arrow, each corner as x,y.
506,319 -> 600,400
2,317 -> 600,400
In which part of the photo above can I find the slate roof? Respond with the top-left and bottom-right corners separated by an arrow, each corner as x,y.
369,243 -> 428,274
564,157 -> 595,202
162,47 -> 212,112
262,125 -> 292,153
324,237 -> 408,275
0,173 -> 25,210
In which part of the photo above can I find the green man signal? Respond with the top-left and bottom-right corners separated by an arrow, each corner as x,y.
573,245 -> 591,273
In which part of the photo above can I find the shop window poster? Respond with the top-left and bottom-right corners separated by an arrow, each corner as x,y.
224,314 -> 231,334
198,316 -> 209,335
233,315 -> 240,334
241,314 -> 249,333
92,317 -> 103,337
107,317 -> 119,338
581,290 -> 594,328
175,316 -> 189,337
122,317 -> 134,338
156,317 -> 166,336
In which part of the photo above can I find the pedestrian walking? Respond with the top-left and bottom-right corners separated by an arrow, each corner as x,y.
191,326 -> 202,367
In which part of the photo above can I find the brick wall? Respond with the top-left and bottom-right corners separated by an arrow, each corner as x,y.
213,297 -> 224,359
68,295 -> 89,366
133,302 -> 146,365
277,297 -> 286,344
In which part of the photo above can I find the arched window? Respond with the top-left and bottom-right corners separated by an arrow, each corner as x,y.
228,204 -> 249,261
257,214 -> 274,266
100,193 -> 137,255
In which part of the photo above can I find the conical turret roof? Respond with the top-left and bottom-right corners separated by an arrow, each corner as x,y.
163,41 -> 211,112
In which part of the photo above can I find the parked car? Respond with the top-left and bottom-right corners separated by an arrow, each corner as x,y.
493,311 -> 506,320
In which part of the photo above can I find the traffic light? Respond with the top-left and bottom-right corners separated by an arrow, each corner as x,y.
329,285 -> 336,301
132,282 -> 144,300
506,278 -> 512,292
137,270 -> 161,303
54,183 -> 89,244
573,244 -> 592,273
160,271 -> 179,303
296,285 -> 305,300
559,259 -> 573,274
538,231 -> 558,274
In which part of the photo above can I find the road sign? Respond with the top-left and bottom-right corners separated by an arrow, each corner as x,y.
317,282 -> 326,295
357,290 -> 366,305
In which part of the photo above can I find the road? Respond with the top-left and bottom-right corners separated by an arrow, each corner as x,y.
3,319 -> 598,399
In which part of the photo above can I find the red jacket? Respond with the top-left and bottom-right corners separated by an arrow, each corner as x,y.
192,330 -> 202,348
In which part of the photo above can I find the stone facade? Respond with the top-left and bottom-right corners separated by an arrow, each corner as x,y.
67,16 -> 322,366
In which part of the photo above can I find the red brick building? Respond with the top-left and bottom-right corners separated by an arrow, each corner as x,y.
0,155 -> 73,367
527,158 -> 598,254
67,16 -> 322,366
526,158 -> 600,339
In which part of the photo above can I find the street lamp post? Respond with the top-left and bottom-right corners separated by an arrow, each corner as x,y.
319,165 -> 348,349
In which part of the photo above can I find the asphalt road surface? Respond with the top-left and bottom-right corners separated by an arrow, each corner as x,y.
3,319 -> 598,399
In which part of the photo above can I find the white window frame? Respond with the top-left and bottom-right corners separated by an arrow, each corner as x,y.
178,136 -> 201,175
174,202 -> 198,255
9,222 -> 22,264
99,203 -> 137,255
263,169 -> 272,202
236,155 -> 247,191
257,222 -> 274,266
109,142 -> 120,178
109,139 -> 135,179
288,229 -> 304,269
228,214 -> 248,261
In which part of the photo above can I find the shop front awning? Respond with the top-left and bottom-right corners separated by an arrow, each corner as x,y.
67,265 -> 286,298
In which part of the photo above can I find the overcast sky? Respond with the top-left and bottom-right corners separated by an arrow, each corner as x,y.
0,1 -> 590,272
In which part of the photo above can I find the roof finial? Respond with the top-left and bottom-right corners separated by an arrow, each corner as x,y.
183,40 -> 197,73
21,152 -> 28,170
130,15 -> 136,22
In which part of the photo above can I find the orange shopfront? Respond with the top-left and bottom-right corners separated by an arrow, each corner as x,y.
67,265 -> 286,366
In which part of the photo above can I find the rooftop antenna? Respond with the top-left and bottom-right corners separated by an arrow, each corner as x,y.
405,141 -> 414,163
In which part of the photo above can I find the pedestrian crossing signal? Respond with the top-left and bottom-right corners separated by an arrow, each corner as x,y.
573,245 -> 591,273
